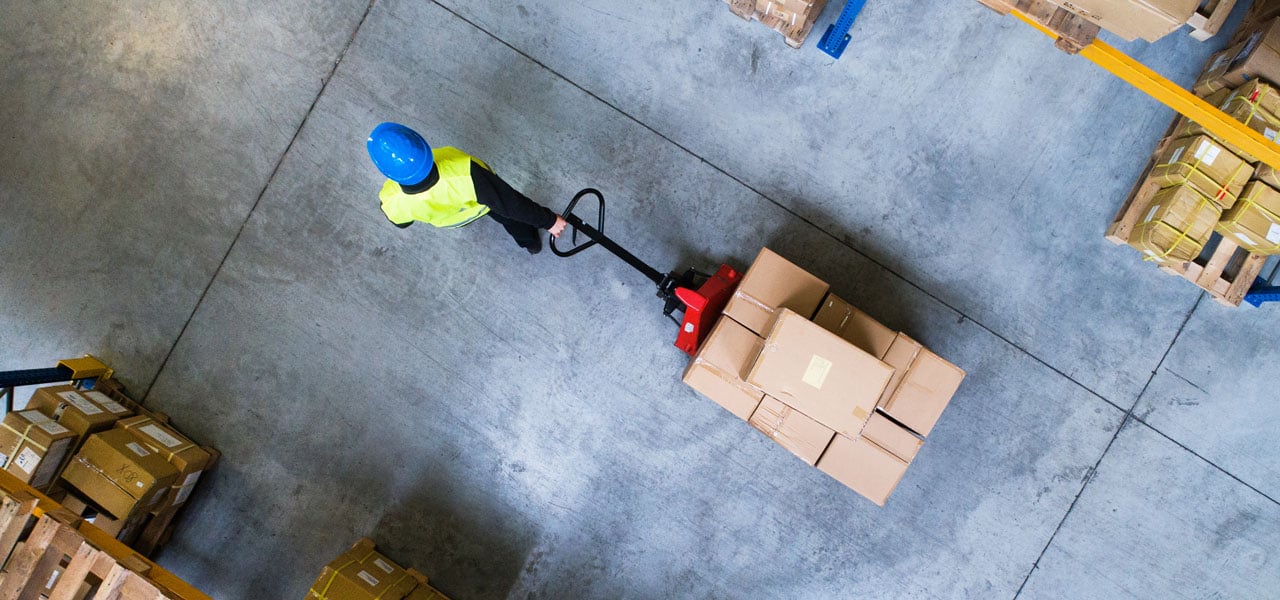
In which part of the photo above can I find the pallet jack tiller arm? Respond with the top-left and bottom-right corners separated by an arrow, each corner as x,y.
551,189 -> 741,355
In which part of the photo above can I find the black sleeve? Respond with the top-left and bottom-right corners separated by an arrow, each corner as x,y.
388,216 -> 411,229
470,162 -> 557,229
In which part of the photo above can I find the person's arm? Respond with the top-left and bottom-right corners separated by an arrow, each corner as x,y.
470,162 -> 558,229
387,215 -> 411,229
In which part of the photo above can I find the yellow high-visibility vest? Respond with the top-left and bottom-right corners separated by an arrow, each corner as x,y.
379,147 -> 491,228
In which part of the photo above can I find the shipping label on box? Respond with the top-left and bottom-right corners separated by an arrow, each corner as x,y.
747,309 -> 892,436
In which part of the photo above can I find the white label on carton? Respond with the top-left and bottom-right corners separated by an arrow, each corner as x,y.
13,448 -> 40,474
139,424 -> 183,448
46,569 -> 60,590
37,421 -> 69,435
801,355 -> 833,389
1144,205 -> 1160,224
373,558 -> 395,574
1194,140 -> 1219,165
1269,223 -> 1280,244
84,391 -> 130,414
0,453 -> 8,468
57,391 -> 103,415
19,410 -> 51,424
356,571 -> 379,587
1236,232 -> 1256,245
183,470 -> 203,486
1144,249 -> 1159,257
1170,146 -> 1185,164
1267,128 -> 1279,142
125,442 -> 151,457
173,483 -> 196,505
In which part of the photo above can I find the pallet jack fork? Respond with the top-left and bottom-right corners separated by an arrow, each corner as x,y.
551,189 -> 741,355
0,355 -> 113,413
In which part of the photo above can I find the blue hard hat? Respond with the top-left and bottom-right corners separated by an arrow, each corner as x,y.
367,122 -> 433,184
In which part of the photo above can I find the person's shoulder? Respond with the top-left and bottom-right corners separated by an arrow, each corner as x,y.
378,179 -> 401,199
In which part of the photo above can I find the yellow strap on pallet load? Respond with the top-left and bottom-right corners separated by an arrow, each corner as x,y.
312,546 -> 410,600
1219,185 -> 1280,253
1152,149 -> 1249,208
0,422 -> 50,456
1139,191 -> 1215,262
1011,9 -> 1280,172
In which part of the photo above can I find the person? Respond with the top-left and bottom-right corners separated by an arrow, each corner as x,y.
366,122 -> 568,254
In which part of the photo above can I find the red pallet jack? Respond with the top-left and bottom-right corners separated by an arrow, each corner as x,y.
550,189 -> 740,355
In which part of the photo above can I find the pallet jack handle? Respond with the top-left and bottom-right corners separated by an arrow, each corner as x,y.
551,188 -> 666,286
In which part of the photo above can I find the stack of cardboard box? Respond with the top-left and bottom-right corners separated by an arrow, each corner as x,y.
1141,15 -> 1280,258
1044,0 -> 1200,42
0,384 -> 216,545
722,0 -> 828,48
1130,134 -> 1252,262
309,538 -> 449,600
683,248 -> 966,505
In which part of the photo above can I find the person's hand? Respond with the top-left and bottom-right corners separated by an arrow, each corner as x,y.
549,215 -> 568,238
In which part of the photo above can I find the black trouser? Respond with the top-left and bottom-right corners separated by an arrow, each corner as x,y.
487,211 -> 541,249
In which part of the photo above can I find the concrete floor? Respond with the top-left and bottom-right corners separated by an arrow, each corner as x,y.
2,0 -> 1277,598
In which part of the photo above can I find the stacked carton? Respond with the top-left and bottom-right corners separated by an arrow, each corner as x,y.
683,248 -> 966,506
722,0 -> 828,48
309,538 -> 449,600
1045,0 -> 1199,42
1147,15 -> 1280,257
2,384 -> 216,547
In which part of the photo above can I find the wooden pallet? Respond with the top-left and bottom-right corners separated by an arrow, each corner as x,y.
1105,128 -> 1268,307
0,472 -> 210,599
976,0 -> 1100,53
722,0 -> 830,48
1187,0 -> 1240,41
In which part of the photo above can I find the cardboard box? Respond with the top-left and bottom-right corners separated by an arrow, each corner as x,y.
1177,88 -> 1280,164
811,293 -> 896,359
1051,0 -> 1199,42
1194,50 -> 1234,97
117,416 -> 213,508
79,390 -> 134,418
722,248 -> 829,336
861,412 -> 924,462
1177,90 -> 1280,164
748,396 -> 835,465
1129,182 -> 1222,263
28,386 -> 123,448
1217,180 -> 1280,254
1195,19 -> 1280,94
816,434 -> 908,506
873,334 -> 966,437
1255,162 -> 1280,189
1233,79 -> 1280,120
683,317 -> 766,420
309,539 -> 418,600
747,309 -> 893,436
0,410 -> 76,490
1150,135 -> 1253,210
60,430 -> 179,519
